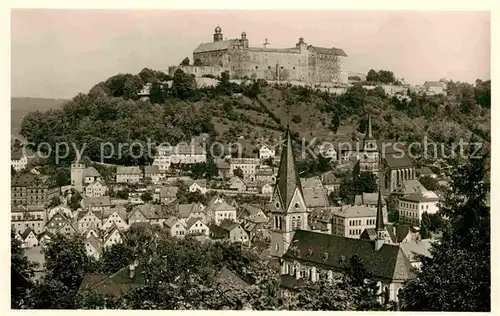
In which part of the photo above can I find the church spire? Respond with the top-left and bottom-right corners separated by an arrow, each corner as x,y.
365,115 -> 373,139
276,127 -> 303,212
375,189 -> 385,232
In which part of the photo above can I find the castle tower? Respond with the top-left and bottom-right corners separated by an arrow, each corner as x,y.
71,162 -> 85,193
213,25 -> 223,42
269,127 -> 308,257
360,115 -> 380,174
241,31 -> 248,49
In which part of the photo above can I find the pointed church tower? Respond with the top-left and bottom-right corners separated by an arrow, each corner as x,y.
374,189 -> 387,250
269,127 -> 308,257
360,115 -> 380,174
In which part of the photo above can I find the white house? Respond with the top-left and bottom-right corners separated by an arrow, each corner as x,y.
229,158 -> 260,180
423,81 -> 446,95
153,143 -> 207,170
101,207 -> 129,231
103,225 -> 122,248
206,197 -> 237,225
85,180 -> 108,198
228,176 -> 247,192
164,217 -> 188,238
261,183 -> 273,195
144,165 -> 165,184
186,218 -> 210,236
259,145 -> 276,160
398,191 -> 440,225
77,210 -> 103,233
11,151 -> 28,172
83,167 -> 102,185
85,235 -> 103,260
20,228 -> 38,248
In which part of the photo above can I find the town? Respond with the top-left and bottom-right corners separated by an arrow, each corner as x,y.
10,14 -> 491,312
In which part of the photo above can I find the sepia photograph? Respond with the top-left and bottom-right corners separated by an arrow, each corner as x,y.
10,7 -> 491,311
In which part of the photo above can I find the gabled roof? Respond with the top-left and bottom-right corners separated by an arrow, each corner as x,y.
275,128 -> 304,212
83,166 -> 101,178
83,196 -> 112,207
194,40 -> 238,53
159,186 -> 178,198
320,171 -> 340,185
133,204 -> 170,219
332,205 -> 375,218
308,46 -> 348,57
178,202 -> 204,218
116,166 -> 141,175
399,192 -> 439,203
396,180 -> 428,194
300,177 -> 329,208
216,266 -> 250,290
284,230 -> 415,281
384,153 -> 414,169
185,217 -> 205,230
86,235 -> 103,254
21,227 -> 35,240
218,219 -> 241,232
144,165 -> 161,174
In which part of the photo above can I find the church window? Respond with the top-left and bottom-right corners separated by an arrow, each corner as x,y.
255,66 -> 258,69
275,243 -> 279,251
296,216 -> 302,229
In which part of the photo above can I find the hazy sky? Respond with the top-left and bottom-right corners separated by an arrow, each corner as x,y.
11,10 -> 490,99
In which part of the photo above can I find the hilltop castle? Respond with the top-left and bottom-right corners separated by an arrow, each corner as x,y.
169,26 -> 348,84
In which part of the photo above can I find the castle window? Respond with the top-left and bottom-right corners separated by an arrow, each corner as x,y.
268,66 -> 271,69
293,67 -> 296,70
255,66 -> 258,70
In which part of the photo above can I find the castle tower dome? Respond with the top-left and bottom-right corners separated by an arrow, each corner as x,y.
213,25 -> 223,42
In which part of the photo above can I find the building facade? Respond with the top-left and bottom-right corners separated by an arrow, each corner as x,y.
169,26 -> 348,85
398,192 -> 439,225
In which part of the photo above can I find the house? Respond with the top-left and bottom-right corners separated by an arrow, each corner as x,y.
423,81 -> 446,95
11,205 -> 46,234
227,176 -> 247,192
154,186 -> 178,205
103,225 -> 122,248
45,210 -> 75,234
177,202 -> 207,223
255,166 -> 276,184
101,206 -> 129,231
77,210 -> 103,233
331,204 -> 388,238
128,204 -> 170,226
11,150 -> 28,171
185,217 -> 210,237
116,166 -> 142,184
85,235 -> 103,260
164,217 -> 188,238
11,172 -> 60,206
354,192 -> 388,210
38,231 -> 53,248
259,145 -> 276,160
153,143 -> 207,170
393,179 -> 429,196
127,207 -> 149,225
205,196 -> 237,225
210,219 -> 250,245
144,165 -> 165,184
320,171 -> 341,194
241,204 -> 269,240
188,179 -> 208,194
82,196 -> 112,212
216,266 -> 250,292
317,143 -> 337,160
20,228 -> 38,248
216,159 -> 231,179
83,166 -> 102,185
47,205 -> 73,221
398,191 -> 439,226
78,261 -> 145,298
85,180 -> 108,198
261,183 -> 273,195
300,177 -> 329,209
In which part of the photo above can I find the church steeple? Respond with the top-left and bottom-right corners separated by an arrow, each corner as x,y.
375,189 -> 385,232
366,115 -> 374,139
275,127 -> 303,212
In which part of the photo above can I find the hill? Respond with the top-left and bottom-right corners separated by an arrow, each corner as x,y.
17,68 -> 490,168
11,97 -> 68,139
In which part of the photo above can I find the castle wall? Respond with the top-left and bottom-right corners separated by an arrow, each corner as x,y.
193,51 -> 229,67
168,65 -> 228,77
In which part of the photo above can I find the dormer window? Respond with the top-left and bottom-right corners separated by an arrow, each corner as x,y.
295,202 -> 300,209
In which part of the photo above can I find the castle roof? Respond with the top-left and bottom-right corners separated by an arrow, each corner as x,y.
283,230 -> 415,281
275,128 -> 304,212
308,46 -> 348,57
194,40 -> 237,54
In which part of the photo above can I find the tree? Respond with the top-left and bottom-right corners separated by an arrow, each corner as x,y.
400,150 -> 490,311
233,167 -> 244,179
11,229 -> 37,307
366,69 -> 379,83
116,190 -> 129,200
149,82 -> 166,104
48,196 -> 61,208
171,69 -> 197,99
181,57 -> 190,66
141,192 -> 153,203
68,190 -> 83,211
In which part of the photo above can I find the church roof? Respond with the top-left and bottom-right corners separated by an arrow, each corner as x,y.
375,190 -> 385,231
193,40 -> 237,54
384,153 -> 414,169
283,230 -> 415,281
275,128 -> 303,212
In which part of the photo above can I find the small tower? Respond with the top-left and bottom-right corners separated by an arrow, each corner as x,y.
213,25 -> 223,42
374,189 -> 386,251
263,38 -> 270,48
241,31 -> 248,49
269,127 -> 308,257
71,162 -> 85,193
296,37 -> 307,52
360,115 -> 380,174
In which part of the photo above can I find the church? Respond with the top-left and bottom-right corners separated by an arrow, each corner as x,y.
169,26 -> 348,84
268,127 -> 415,303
